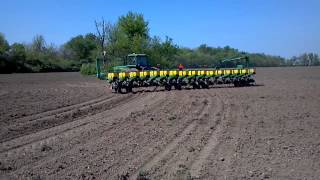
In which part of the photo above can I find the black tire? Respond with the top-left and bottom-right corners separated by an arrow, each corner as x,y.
200,81 -> 209,89
193,84 -> 200,89
165,84 -> 172,91
234,81 -> 239,87
119,87 -> 130,94
239,80 -> 245,87
126,86 -> 132,93
174,84 -> 182,90
117,83 -> 129,94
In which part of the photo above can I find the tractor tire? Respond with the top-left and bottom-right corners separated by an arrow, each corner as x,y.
174,84 -> 182,90
165,85 -> 172,91
200,81 -> 209,89
119,87 -> 130,94
234,81 -> 239,87
118,83 -> 129,94
126,86 -> 132,93
192,84 -> 200,89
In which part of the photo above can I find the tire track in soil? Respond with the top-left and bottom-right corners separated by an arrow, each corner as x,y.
130,89 -> 213,179
208,102 -> 242,179
202,101 -> 247,179
70,91 -> 187,179
0,93 -> 139,152
148,89 -> 224,180
24,91 -> 184,180
3,92 -> 167,178
0,92 -> 134,143
99,90 -> 197,179
189,91 -> 231,179
7,93 -> 114,123
24,91 -> 173,179
0,93 -> 147,167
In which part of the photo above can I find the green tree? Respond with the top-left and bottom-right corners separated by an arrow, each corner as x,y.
0,33 -> 10,55
101,22 -> 130,60
0,33 -> 11,73
118,11 -> 149,39
10,43 -> 26,64
117,11 -> 149,54
32,35 -> 46,52
294,53 -> 320,66
147,36 -> 178,68
65,33 -> 98,63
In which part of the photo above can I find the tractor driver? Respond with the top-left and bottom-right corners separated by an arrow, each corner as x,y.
178,64 -> 184,70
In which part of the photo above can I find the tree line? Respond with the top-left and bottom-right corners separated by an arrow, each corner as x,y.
0,12 -> 319,74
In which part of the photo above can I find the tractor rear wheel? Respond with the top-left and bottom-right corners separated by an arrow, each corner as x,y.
234,81 -> 239,87
174,84 -> 182,90
199,81 -> 209,89
165,85 -> 172,91
117,83 -> 130,94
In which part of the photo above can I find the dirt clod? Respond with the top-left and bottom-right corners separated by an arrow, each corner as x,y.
41,145 -> 52,152
188,147 -> 195,152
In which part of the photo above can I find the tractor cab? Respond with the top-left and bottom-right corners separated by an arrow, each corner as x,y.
218,56 -> 249,69
126,53 -> 150,69
112,53 -> 152,73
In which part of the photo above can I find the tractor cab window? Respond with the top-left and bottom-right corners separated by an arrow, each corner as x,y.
128,56 -> 136,64
136,56 -> 148,67
127,55 -> 149,67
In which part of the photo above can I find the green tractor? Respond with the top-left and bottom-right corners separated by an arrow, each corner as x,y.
96,53 -> 155,79
111,53 -> 155,73
219,56 -> 249,69
97,54 -> 256,93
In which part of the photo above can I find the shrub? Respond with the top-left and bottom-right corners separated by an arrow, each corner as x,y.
80,63 -> 96,75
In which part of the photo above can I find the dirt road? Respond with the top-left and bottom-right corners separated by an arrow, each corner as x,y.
1,67 -> 320,180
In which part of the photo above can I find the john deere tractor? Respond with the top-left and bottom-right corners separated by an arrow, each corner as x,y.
96,53 -> 256,93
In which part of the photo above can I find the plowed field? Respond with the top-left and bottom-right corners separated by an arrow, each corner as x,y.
1,67 -> 320,180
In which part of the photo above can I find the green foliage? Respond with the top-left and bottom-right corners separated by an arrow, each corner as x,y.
1,12 -> 319,74
0,55 -> 15,73
118,11 -> 149,39
146,36 -> 178,68
103,11 -> 150,63
0,33 -> 10,55
32,35 -> 46,52
9,43 -> 28,72
172,45 -> 287,68
0,33 -> 81,73
287,53 -> 320,66
10,43 -> 26,59
64,33 -> 98,63
80,63 -> 96,75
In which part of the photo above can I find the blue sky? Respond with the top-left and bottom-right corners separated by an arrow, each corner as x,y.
1,0 -> 319,57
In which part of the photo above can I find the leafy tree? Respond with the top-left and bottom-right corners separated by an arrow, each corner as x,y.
32,35 -> 46,52
291,53 -> 320,66
118,11 -> 149,39
0,33 -> 11,73
103,22 -> 130,60
2,12 -> 320,74
117,11 -> 149,54
146,36 -> 178,68
0,33 -> 9,55
64,33 -> 98,63
173,45 -> 287,68
9,43 -> 26,64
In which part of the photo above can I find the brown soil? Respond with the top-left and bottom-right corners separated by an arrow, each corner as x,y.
0,67 -> 319,180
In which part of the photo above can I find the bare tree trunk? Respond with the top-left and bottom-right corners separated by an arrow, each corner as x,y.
95,18 -> 106,66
